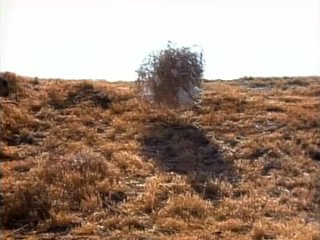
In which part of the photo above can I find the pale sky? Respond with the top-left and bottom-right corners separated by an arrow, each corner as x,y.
1,0 -> 320,80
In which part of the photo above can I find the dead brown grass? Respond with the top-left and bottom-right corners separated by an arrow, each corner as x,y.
0,73 -> 319,239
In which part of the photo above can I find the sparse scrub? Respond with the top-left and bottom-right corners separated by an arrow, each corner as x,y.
0,74 -> 319,239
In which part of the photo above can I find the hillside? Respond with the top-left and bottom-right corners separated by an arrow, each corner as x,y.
0,73 -> 319,239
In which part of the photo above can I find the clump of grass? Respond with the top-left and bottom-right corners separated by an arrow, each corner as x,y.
156,217 -> 188,233
77,81 -> 94,92
159,194 -> 211,220
252,225 -> 275,240
1,104 -> 39,146
72,222 -> 97,235
37,149 -> 109,210
38,212 -> 78,233
139,176 -> 165,213
0,72 -> 20,98
2,180 -> 51,229
65,81 -> 112,109
47,90 -> 66,109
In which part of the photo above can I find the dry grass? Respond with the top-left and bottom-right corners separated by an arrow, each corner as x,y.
0,73 -> 319,239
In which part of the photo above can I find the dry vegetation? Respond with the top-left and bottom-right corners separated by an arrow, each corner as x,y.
0,72 -> 319,239
136,42 -> 203,108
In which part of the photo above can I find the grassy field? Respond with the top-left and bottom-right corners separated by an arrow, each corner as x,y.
0,72 -> 319,239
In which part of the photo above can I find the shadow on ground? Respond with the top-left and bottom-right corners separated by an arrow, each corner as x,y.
140,121 -> 237,200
